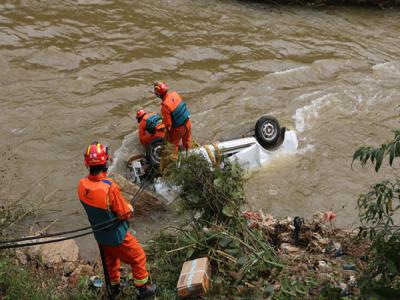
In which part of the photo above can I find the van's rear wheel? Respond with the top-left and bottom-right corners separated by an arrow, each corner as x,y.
146,138 -> 164,167
255,116 -> 281,150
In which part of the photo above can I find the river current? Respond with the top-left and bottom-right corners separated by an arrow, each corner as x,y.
1,0 -> 399,259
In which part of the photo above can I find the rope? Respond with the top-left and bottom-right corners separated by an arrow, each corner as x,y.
0,167 -> 154,249
212,143 -> 222,166
204,144 -> 216,166
0,227 -> 104,250
203,143 -> 222,168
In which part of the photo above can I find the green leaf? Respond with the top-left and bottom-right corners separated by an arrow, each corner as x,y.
230,240 -> 240,249
222,205 -> 235,217
219,238 -> 232,248
225,248 -> 239,256
213,178 -> 222,188
186,248 -> 195,259
386,258 -> 398,274
389,143 -> 395,166
265,284 -> 275,294
236,256 -> 248,266
396,141 -> 400,157
375,148 -> 384,172
352,148 -> 365,167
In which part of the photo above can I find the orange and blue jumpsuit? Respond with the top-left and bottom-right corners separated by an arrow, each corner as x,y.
161,91 -> 191,151
138,112 -> 165,147
77,172 -> 149,287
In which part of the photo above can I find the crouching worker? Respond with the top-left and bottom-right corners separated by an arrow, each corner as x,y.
136,109 -> 165,148
77,142 -> 157,299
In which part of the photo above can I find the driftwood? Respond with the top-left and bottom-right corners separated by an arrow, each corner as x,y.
110,173 -> 167,216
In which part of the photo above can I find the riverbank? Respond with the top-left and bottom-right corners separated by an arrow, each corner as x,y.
146,210 -> 368,299
0,209 -> 368,299
0,153 -> 372,299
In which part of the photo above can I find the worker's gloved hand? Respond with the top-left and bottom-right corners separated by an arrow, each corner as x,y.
128,204 -> 134,214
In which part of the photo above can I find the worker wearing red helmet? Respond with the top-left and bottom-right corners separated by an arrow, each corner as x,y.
77,142 -> 157,299
136,109 -> 165,147
154,81 -> 191,152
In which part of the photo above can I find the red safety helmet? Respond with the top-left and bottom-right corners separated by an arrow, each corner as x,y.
84,142 -> 109,167
136,109 -> 146,121
154,81 -> 169,97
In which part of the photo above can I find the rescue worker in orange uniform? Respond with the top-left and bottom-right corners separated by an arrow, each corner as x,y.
77,142 -> 157,299
154,81 -> 192,152
136,109 -> 165,148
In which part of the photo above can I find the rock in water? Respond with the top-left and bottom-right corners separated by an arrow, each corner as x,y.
24,239 -> 79,267
40,239 -> 79,266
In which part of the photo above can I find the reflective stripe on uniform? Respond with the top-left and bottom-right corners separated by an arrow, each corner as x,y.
133,276 -> 148,286
102,179 -> 112,211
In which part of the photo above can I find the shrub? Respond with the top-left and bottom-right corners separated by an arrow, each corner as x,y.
352,122 -> 400,299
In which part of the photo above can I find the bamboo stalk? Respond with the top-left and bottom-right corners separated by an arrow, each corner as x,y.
38,219 -> 58,234
8,189 -> 58,227
221,230 -> 285,268
165,243 -> 196,254
215,250 -> 237,263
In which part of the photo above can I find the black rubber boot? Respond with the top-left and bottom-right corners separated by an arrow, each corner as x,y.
110,283 -> 121,299
136,283 -> 157,299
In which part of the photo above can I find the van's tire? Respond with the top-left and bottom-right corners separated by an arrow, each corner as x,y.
254,116 -> 281,150
146,138 -> 164,167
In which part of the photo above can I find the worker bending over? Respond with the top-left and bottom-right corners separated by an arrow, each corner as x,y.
136,109 -> 165,148
77,142 -> 157,299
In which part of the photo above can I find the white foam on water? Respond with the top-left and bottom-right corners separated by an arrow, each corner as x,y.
372,61 -> 400,73
108,131 -> 137,174
271,66 -> 309,76
293,93 -> 334,133
297,90 -> 322,101
298,143 -> 315,154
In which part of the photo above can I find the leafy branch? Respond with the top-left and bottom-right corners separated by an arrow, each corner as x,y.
357,179 -> 400,227
352,130 -> 400,172
352,113 -> 400,299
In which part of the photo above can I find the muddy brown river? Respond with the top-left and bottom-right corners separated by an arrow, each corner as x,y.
1,0 -> 399,259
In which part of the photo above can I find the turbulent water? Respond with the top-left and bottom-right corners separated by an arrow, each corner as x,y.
1,0 -> 399,259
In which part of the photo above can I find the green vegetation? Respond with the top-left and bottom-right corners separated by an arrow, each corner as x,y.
352,123 -> 400,299
0,256 -> 101,300
146,154 -> 317,299
0,195 -> 102,299
0,257 -> 48,300
166,154 -> 245,222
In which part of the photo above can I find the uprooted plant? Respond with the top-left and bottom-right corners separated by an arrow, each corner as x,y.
145,153 -> 314,299
166,153 -> 245,222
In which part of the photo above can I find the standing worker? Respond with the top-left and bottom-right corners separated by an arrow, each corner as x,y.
153,81 -> 191,153
136,108 -> 165,148
77,142 -> 157,299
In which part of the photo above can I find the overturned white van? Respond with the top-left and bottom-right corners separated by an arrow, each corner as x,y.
127,116 -> 298,186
